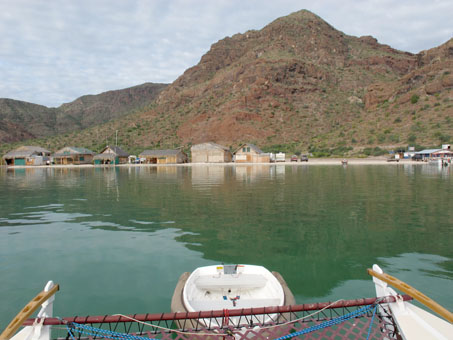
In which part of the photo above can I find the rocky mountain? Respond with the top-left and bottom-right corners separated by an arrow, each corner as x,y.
2,10 -> 452,156
0,100 -> 57,143
0,82 -> 167,143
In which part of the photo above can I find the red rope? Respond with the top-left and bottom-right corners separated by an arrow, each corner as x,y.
223,308 -> 229,327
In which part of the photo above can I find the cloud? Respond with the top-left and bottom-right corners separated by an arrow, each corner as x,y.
0,0 -> 451,107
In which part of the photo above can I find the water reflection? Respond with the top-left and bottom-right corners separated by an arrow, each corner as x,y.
234,164 -> 276,183
310,253 -> 452,308
191,165 -> 231,188
419,163 -> 451,177
276,164 -> 286,178
0,164 -> 452,321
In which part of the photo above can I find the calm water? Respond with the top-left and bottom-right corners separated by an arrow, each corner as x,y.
0,164 -> 452,327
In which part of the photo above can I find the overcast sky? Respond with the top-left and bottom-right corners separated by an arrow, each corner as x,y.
1,0 -> 452,107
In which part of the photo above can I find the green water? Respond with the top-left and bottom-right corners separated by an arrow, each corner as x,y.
0,164 -> 452,327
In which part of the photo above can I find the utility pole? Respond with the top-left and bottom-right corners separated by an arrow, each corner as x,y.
115,130 -> 118,146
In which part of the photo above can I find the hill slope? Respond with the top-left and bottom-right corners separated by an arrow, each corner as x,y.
0,82 -> 167,143
3,10 -> 452,156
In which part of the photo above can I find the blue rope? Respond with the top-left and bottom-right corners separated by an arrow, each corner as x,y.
66,322 -> 159,340
273,303 -> 376,340
366,304 -> 379,340
66,324 -> 76,340
65,304 -> 379,340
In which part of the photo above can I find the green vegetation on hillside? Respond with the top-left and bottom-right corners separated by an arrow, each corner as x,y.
1,11 -> 452,158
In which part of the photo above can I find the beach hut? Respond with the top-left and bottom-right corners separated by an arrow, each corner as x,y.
191,142 -> 232,163
414,149 -> 442,161
432,149 -> 453,159
2,146 -> 51,166
234,144 -> 271,163
94,146 -> 129,165
139,149 -> 188,164
52,147 -> 95,165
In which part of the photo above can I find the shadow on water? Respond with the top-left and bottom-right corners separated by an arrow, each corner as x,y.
0,164 -> 452,321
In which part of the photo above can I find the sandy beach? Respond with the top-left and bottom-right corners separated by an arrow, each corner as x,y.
0,157 -> 427,169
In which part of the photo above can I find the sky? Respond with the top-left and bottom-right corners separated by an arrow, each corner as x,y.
0,0 -> 452,107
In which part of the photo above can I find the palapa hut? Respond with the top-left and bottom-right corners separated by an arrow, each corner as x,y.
234,144 -> 271,163
52,147 -> 95,165
94,146 -> 129,165
2,146 -> 51,166
191,142 -> 232,163
139,149 -> 188,164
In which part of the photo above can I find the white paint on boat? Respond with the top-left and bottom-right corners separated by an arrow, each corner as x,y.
183,264 -> 284,323
10,281 -> 55,340
371,264 -> 453,340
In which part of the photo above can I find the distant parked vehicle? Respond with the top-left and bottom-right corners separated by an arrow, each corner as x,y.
269,153 -> 276,162
275,152 -> 286,162
290,155 -> 298,162
300,154 -> 308,162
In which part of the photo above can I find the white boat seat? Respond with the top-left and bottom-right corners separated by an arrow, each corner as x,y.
194,274 -> 267,290
189,298 -> 281,311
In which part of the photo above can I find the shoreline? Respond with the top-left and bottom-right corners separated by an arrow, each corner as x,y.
0,158 -> 437,169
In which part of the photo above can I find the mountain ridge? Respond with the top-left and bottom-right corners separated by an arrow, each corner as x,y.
0,82 -> 167,144
1,10 -> 452,156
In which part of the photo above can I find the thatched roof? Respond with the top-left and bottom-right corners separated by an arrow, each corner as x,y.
3,146 -> 51,159
93,154 -> 116,161
191,142 -> 230,151
139,149 -> 184,157
235,144 -> 264,154
53,147 -> 94,157
98,146 -> 129,157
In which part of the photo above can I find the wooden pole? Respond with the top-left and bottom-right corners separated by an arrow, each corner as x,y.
368,268 -> 453,323
0,284 -> 59,340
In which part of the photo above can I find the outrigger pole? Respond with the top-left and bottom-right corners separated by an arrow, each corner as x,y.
367,268 -> 453,323
0,283 -> 59,340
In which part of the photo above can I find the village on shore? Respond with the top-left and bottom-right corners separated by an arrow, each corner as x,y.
2,142 -> 452,167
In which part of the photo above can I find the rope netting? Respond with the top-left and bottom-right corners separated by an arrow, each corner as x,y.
38,298 -> 402,340
64,303 -> 384,340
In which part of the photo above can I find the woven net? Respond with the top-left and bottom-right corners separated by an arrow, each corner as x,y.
47,302 -> 399,340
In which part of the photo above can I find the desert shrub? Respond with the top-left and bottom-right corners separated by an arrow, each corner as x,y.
363,147 -> 387,156
331,146 -> 353,156
433,133 -> 451,143
411,94 -> 419,104
389,134 -> 400,142
312,151 -> 330,157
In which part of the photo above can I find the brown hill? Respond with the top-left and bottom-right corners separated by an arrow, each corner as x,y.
363,38 -> 453,147
0,99 -> 56,143
2,10 -> 452,156
152,10 -> 419,150
0,82 -> 167,144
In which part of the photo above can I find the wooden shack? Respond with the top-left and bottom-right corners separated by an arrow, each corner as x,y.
139,149 -> 188,164
3,146 -> 51,166
52,147 -> 95,165
234,144 -> 271,163
191,142 -> 232,163
94,146 -> 129,165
